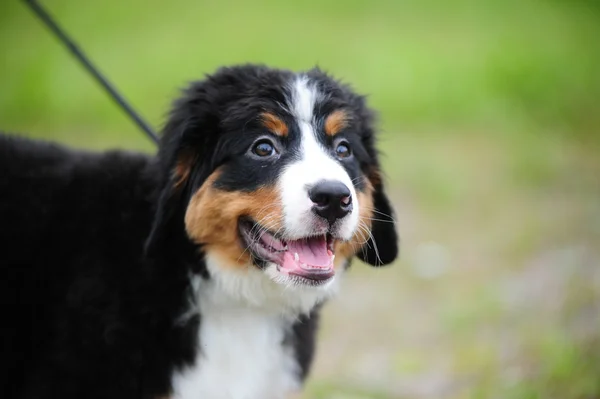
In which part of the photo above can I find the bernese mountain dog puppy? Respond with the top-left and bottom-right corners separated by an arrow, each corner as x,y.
0,64 -> 398,399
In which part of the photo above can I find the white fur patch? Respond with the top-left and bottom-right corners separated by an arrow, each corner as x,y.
290,76 -> 320,122
280,76 -> 359,240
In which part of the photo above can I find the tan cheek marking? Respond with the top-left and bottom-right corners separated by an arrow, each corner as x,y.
184,170 -> 283,269
324,109 -> 349,137
334,178 -> 374,268
261,112 -> 288,137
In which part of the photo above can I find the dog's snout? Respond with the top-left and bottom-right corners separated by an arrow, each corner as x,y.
308,180 -> 352,224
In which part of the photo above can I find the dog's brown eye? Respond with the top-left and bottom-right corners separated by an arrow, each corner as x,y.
252,140 -> 275,157
335,142 -> 351,159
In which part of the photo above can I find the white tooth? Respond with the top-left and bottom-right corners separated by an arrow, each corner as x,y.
294,252 -> 299,262
331,255 -> 335,264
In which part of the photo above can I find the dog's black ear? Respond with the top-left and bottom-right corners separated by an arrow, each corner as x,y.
144,65 -> 274,258
143,127 -> 194,258
144,82 -> 217,258
357,174 -> 399,266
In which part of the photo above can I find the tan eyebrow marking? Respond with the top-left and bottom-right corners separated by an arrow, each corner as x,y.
260,112 -> 288,137
324,109 -> 350,136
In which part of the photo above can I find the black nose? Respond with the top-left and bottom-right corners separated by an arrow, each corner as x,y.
308,180 -> 353,224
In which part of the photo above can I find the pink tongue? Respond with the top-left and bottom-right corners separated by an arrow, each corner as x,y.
281,236 -> 332,270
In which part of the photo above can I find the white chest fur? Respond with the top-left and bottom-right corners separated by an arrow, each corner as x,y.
170,254 -> 341,399
170,280 -> 302,399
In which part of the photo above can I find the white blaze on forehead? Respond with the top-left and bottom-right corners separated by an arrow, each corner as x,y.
278,75 -> 359,240
290,75 -> 320,122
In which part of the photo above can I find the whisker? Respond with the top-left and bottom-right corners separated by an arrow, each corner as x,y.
361,207 -> 397,223
363,216 -> 395,224
365,227 -> 383,265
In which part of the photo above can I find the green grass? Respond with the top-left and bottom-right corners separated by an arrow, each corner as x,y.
1,0 -> 599,398
1,0 -> 600,146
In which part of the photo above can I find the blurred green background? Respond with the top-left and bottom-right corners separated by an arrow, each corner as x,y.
1,0 -> 599,398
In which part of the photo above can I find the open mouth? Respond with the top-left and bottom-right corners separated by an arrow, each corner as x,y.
238,218 -> 335,284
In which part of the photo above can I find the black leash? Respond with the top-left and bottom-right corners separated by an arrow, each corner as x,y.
23,0 -> 160,145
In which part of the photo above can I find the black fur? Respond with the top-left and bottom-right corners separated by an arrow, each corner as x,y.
0,64 -> 397,399
0,135 -> 188,398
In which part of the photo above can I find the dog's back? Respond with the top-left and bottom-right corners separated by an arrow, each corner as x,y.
0,135 -> 166,398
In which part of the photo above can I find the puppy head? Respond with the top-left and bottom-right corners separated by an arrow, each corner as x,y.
146,65 -> 398,308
